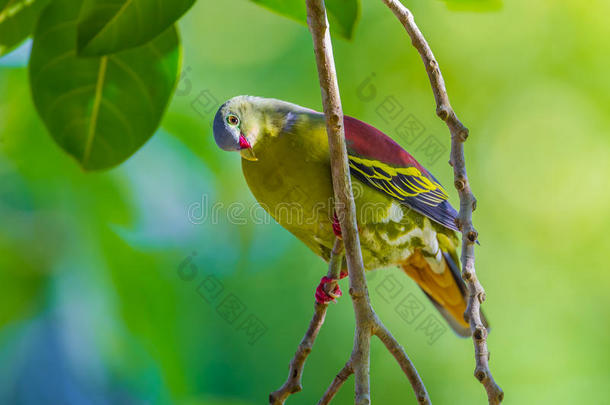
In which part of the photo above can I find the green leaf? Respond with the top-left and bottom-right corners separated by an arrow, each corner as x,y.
76,0 -> 195,56
0,0 -> 50,56
438,0 -> 502,12
29,0 -> 180,171
250,0 -> 360,40
326,0 -> 359,40
249,0 -> 305,23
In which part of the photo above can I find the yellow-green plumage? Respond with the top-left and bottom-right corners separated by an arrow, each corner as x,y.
213,96 -> 485,336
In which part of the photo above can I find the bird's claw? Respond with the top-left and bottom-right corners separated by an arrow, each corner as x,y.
315,276 -> 342,303
332,211 -> 342,239
315,272 -> 348,304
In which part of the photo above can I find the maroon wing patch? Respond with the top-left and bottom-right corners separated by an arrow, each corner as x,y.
344,115 -> 426,172
343,115 -> 459,231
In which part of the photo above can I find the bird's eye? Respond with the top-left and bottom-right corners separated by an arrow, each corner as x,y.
226,114 -> 239,126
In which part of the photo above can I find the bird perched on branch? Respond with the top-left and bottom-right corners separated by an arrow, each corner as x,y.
213,95 -> 486,337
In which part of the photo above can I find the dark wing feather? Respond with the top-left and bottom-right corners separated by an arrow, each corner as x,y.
344,115 -> 458,231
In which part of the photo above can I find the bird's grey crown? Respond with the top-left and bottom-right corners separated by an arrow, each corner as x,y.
213,101 -> 240,151
213,95 -> 322,151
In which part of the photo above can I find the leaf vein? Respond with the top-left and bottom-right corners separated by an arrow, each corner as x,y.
46,84 -> 95,118
81,0 -> 133,50
108,55 -> 155,114
100,96 -> 135,150
83,56 -> 108,165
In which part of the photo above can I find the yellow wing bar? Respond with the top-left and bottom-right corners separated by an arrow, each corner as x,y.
348,155 -> 448,206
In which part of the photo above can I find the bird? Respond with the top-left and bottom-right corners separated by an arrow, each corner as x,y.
212,95 -> 486,337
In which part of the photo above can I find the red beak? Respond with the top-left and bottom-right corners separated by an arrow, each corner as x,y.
239,134 -> 251,149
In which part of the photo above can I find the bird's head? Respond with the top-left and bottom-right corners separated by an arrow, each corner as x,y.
213,95 -> 262,161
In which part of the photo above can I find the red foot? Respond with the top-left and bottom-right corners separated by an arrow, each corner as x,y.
332,211 -> 342,239
315,276 -> 342,303
315,271 -> 348,303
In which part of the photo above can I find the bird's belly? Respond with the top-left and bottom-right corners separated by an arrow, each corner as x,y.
242,158 -> 447,269
242,155 -> 337,257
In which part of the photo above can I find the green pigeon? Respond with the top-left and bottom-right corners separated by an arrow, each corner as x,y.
213,95 -> 486,336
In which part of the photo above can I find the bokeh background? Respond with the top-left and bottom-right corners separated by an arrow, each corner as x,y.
1,0 -> 609,404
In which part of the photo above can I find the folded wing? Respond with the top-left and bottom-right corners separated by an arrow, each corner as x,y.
344,115 -> 458,231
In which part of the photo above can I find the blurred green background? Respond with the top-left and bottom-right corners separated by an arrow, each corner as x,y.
1,0 -> 609,404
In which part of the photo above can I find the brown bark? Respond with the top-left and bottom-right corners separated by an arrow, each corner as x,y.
270,1 -> 501,404
379,1 -> 503,403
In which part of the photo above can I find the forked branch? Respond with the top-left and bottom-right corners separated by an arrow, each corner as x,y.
379,0 -> 503,403
269,240 -> 344,405
304,0 -> 429,404
306,0 -> 373,400
271,1 -> 500,404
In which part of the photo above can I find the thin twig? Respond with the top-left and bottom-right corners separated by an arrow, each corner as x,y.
379,1 -> 503,403
373,321 -> 430,404
306,1 -> 372,402
305,1 -> 430,404
317,361 -> 354,405
268,301 -> 329,404
269,240 -> 344,404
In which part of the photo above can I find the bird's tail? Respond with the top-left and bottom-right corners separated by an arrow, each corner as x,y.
399,249 -> 488,337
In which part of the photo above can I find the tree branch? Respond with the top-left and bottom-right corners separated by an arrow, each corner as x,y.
268,301 -> 329,404
317,361 -> 354,405
306,1 -> 372,402
305,1 -> 429,404
269,240 -> 344,405
379,1 -> 504,403
274,1 -> 500,403
373,322 -> 429,403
